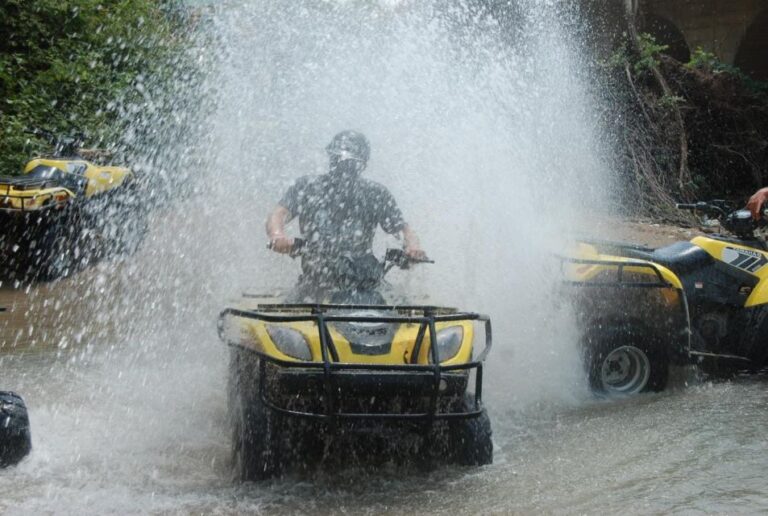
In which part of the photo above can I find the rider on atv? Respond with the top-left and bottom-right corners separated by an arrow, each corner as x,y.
265,130 -> 427,301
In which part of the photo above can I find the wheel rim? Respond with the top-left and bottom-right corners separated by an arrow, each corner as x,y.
600,345 -> 651,395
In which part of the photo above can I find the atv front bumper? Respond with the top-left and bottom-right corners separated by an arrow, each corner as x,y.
260,364 -> 476,421
255,360 -> 484,422
222,305 -> 492,423
273,367 -> 469,397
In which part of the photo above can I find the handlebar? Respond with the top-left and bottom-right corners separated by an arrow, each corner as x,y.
675,201 -> 729,218
384,248 -> 434,269
267,237 -> 432,267
267,237 -> 306,258
676,200 -> 767,238
25,127 -> 86,156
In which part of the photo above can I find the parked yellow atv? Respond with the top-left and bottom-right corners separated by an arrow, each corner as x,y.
564,200 -> 768,396
0,129 -> 146,281
218,246 -> 493,480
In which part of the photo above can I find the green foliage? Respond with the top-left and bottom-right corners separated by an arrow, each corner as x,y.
0,0 -> 191,173
686,47 -> 726,71
600,34 -> 630,69
658,94 -> 685,109
686,47 -> 768,94
600,32 -> 670,76
633,33 -> 668,74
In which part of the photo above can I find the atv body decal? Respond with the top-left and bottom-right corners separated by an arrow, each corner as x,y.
722,247 -> 768,273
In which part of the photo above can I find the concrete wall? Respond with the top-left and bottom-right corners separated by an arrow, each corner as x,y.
643,0 -> 768,66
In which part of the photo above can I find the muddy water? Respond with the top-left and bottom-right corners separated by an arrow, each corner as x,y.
2,273 -> 768,514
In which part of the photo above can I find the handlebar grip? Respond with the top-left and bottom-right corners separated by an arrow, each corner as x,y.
676,203 -> 697,210
290,238 -> 305,258
267,237 -> 305,259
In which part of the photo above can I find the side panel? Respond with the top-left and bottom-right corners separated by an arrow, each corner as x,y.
23,158 -> 131,197
691,236 -> 768,307
83,164 -> 131,196
564,242 -> 683,289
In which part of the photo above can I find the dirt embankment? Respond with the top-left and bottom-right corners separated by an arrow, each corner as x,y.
578,216 -> 702,248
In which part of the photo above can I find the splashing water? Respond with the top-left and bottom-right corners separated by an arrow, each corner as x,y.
197,0 -> 610,402
1,1 -> 617,512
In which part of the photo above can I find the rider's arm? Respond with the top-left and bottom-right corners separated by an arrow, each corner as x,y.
377,185 -> 427,260
747,187 -> 768,220
266,205 -> 294,254
401,224 -> 427,260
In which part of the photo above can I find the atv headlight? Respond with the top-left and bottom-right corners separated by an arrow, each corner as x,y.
429,326 -> 464,363
265,325 -> 312,361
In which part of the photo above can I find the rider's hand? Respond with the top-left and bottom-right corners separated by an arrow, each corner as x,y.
405,245 -> 428,261
269,236 -> 295,254
747,187 -> 768,220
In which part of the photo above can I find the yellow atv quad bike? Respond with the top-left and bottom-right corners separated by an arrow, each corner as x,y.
0,129 -> 146,281
218,243 -> 493,480
564,200 -> 768,396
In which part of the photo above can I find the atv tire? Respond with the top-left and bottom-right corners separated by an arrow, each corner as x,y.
737,306 -> 768,371
35,221 -> 75,282
0,392 -> 32,468
585,324 -> 668,396
229,349 -> 281,481
450,396 -> 493,466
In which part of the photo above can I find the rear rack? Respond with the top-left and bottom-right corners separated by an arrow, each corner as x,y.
0,176 -> 72,211
559,256 -> 672,288
1,175 -> 58,190
218,304 -> 492,423
559,255 -> 692,361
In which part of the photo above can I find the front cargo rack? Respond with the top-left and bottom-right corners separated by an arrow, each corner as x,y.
218,303 -> 492,423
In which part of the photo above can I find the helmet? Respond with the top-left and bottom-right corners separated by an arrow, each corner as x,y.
326,130 -> 370,163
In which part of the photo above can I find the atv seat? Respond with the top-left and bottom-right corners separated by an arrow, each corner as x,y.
621,241 -> 712,275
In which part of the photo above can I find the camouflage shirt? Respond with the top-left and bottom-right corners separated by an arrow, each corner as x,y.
280,174 -> 406,284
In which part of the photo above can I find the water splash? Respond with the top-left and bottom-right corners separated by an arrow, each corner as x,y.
192,0 -> 609,406
1,0 -> 613,511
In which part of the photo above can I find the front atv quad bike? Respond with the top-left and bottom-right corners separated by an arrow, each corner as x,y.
561,246 -> 691,396
0,128 -> 146,281
0,391 -> 32,468
219,248 -> 493,480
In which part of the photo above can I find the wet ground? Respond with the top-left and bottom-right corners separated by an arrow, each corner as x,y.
3,337 -> 768,514
2,221 -> 768,514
